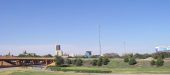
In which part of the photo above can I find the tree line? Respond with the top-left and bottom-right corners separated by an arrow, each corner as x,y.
55,56 -> 110,67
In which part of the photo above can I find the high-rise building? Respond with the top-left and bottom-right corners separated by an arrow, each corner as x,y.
56,45 -> 61,50
56,45 -> 63,56
85,51 -> 92,58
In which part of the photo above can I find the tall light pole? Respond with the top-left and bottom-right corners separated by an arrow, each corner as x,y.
98,25 -> 102,56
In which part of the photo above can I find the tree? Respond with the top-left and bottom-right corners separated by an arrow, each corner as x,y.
152,52 -> 169,59
103,53 -> 120,58
134,53 -> 151,59
128,57 -> 137,65
65,59 -> 72,65
160,54 -> 165,59
55,56 -> 64,66
156,58 -> 164,67
91,59 -> 98,66
73,58 -> 77,65
124,57 -> 129,62
18,54 -> 26,57
75,58 -> 83,66
23,50 -> 27,54
44,54 -> 53,57
129,54 -> 133,58
103,57 -> 110,65
150,60 -> 156,66
97,57 -> 103,66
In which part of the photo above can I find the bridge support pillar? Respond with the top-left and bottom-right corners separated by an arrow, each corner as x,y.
0,61 -> 3,66
32,60 -> 34,65
45,60 -> 48,66
16,60 -> 21,65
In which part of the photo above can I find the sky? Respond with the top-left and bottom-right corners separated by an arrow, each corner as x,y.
0,0 -> 170,56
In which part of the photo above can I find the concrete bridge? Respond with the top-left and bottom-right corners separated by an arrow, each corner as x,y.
0,56 -> 55,67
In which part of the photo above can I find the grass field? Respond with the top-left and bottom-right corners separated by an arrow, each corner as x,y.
104,58 -> 170,73
1,58 -> 170,75
49,58 -> 170,74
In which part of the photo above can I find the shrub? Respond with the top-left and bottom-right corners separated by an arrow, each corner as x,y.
103,53 -> 120,58
75,58 -> 83,66
129,54 -> 134,58
134,53 -> 151,59
124,57 -> 129,62
150,60 -> 156,66
160,54 -> 165,59
128,57 -> 137,65
72,59 -> 76,65
91,59 -> 98,66
103,57 -> 110,65
97,57 -> 103,66
55,56 -> 64,66
156,58 -> 164,67
65,59 -> 72,65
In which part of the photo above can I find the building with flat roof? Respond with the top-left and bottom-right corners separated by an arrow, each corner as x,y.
85,51 -> 92,58
56,45 -> 63,56
155,46 -> 170,52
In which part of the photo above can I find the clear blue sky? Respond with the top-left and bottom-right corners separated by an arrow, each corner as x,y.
0,0 -> 170,55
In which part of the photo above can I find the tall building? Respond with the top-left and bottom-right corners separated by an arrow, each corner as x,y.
85,51 -> 92,58
56,45 -> 63,56
56,45 -> 60,50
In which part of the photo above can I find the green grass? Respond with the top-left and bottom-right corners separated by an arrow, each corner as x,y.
49,58 -> 170,74
1,58 -> 170,74
110,67 -> 170,74
103,58 -> 170,73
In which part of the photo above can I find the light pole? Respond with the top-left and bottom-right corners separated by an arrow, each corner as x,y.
98,25 -> 102,56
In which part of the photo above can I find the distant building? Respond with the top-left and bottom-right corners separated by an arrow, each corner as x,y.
56,45 -> 63,56
155,46 -> 170,52
85,51 -> 92,58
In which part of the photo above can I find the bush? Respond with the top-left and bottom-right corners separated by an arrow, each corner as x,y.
91,59 -> 98,66
103,57 -> 110,65
73,59 -> 77,65
75,58 -> 83,66
103,53 -> 120,58
160,54 -> 165,59
128,57 -> 137,65
156,58 -> 164,67
150,60 -> 156,66
97,57 -> 103,66
134,53 -> 151,59
129,54 -> 134,58
124,57 -> 129,62
55,56 -> 64,66
65,59 -> 72,65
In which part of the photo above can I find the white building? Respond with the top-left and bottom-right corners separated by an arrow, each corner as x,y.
155,46 -> 170,52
